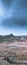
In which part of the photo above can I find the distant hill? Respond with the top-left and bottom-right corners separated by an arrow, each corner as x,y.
0,33 -> 27,42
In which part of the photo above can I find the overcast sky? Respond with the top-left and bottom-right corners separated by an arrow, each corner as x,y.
0,0 -> 27,35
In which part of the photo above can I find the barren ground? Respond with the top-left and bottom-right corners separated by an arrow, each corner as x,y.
0,41 -> 27,65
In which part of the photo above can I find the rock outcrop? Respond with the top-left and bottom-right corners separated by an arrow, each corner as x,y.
3,53 -> 17,64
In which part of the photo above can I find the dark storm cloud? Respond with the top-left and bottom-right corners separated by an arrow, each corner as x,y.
2,17 -> 27,28
2,0 -> 13,5
2,0 -> 27,9
1,0 -> 27,27
1,0 -> 13,9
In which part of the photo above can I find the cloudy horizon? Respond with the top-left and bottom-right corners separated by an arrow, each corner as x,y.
0,0 -> 27,35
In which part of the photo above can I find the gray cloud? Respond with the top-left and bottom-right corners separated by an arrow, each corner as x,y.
2,17 -> 27,28
1,0 -> 12,6
0,0 -> 27,28
1,0 -> 27,9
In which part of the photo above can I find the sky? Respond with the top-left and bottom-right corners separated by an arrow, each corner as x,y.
0,0 -> 27,35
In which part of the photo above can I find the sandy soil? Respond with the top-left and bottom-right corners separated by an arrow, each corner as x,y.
0,41 -> 27,57
0,41 -> 27,65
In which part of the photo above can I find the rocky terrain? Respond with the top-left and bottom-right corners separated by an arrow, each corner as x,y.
0,33 -> 27,42
0,34 -> 27,65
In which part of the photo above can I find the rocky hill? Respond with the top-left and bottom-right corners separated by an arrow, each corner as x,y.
0,33 -> 27,42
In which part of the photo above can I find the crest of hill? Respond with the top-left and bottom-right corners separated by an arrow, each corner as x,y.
0,33 -> 27,42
